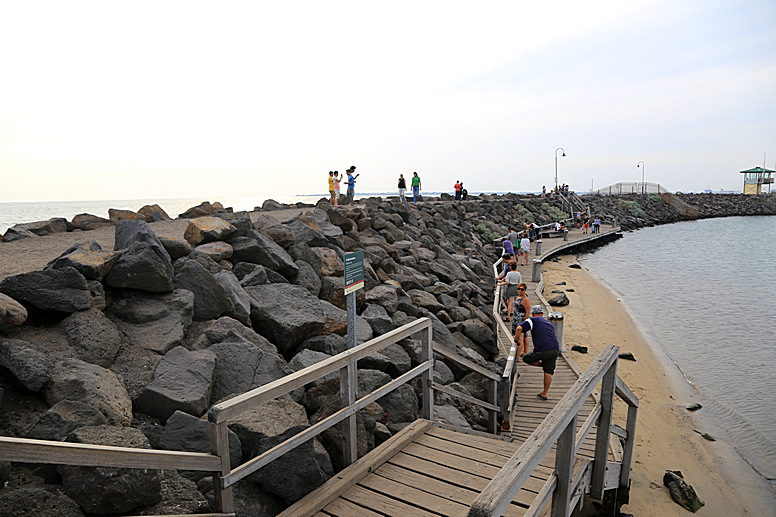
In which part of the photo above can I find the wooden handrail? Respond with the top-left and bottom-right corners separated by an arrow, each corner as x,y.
467,345 -> 620,517
209,317 -> 432,423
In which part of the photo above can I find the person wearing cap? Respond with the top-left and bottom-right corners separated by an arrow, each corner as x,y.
346,166 -> 359,205
514,305 -> 560,401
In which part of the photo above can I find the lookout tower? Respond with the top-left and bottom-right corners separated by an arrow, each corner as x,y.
740,166 -> 774,194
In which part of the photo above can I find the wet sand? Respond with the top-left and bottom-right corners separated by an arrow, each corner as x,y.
543,256 -> 775,515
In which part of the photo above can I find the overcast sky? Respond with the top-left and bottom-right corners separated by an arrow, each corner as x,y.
1,0 -> 775,202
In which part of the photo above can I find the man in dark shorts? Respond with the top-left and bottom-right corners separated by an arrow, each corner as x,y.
514,305 -> 560,401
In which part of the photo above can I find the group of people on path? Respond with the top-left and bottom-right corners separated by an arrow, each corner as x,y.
496,225 -> 561,402
327,166 -> 360,207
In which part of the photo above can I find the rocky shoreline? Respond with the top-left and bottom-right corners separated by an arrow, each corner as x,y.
0,192 -> 774,515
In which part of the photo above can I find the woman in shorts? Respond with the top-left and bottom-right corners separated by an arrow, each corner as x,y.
519,232 -> 531,266
398,174 -> 407,202
512,282 -> 531,358
497,263 -> 522,322
333,172 -> 341,207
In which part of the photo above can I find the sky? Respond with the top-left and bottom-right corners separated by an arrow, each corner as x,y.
1,0 -> 775,202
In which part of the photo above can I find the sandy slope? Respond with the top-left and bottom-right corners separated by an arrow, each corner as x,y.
543,256 -> 775,516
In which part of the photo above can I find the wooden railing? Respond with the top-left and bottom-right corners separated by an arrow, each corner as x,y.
0,316 -> 502,516
467,345 -> 639,517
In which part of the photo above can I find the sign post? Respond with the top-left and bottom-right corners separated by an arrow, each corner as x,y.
341,251 -> 364,466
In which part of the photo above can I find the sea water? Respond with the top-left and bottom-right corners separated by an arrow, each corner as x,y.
577,216 -> 776,479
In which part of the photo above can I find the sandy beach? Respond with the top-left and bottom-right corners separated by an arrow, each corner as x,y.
543,255 -> 775,515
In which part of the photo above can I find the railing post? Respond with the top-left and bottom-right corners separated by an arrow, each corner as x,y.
536,239 -> 543,256
590,359 -> 618,499
548,312 -> 564,351
532,259 -> 542,282
619,404 -> 638,488
420,323 -> 434,420
209,421 -> 234,513
341,291 -> 358,466
612,218 -> 617,228
563,229 -> 569,241
487,378 -> 498,434
551,414 -> 577,517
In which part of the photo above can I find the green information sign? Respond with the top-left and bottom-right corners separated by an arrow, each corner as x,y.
344,251 -> 365,295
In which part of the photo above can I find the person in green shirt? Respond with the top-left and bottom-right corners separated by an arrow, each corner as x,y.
411,172 -> 421,203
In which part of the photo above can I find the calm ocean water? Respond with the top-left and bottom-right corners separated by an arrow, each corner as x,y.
578,216 -> 776,479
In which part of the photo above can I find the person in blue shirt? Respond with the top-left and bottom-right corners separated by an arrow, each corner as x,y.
514,305 -> 560,401
345,166 -> 359,205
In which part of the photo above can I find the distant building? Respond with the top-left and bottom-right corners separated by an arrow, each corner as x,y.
740,166 -> 774,195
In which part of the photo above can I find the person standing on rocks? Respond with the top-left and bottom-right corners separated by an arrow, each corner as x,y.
333,171 -> 342,207
542,185 -> 546,197
411,172 -> 421,203
514,305 -> 560,401
454,180 -> 462,200
346,166 -> 359,205
328,171 -> 336,206
398,174 -> 407,202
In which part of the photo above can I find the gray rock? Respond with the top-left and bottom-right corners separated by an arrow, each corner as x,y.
358,343 -> 411,378
214,270 -> 252,326
287,220 -> 329,248
59,425 -> 161,514
292,259 -> 322,296
2,226 -> 38,241
364,285 -> 400,314
183,216 -> 238,246
179,201 -> 217,219
462,319 -> 496,352
407,289 -> 445,313
259,224 -> 296,248
361,303 -> 396,336
289,349 -> 335,386
208,332 -> 292,403
194,241 -> 233,262
27,400 -> 107,441
0,487 -> 85,517
296,334 -> 347,356
158,410 -> 242,481
0,267 -> 91,312
244,229 -> 299,278
108,289 -> 194,354
104,241 -> 175,292
358,369 -> 391,398
435,382 -> 488,429
191,317 -> 279,357
319,300 -> 374,344
44,358 -> 133,425
138,204 -> 172,222
86,280 -> 106,310
71,213 -> 113,231
0,292 -> 27,331
247,283 -> 326,356
287,242 -> 322,276
664,470 -> 705,512
158,236 -> 192,261
45,242 -> 121,281
434,404 -> 472,429
135,470 -> 210,515
433,360 -> 455,385
174,259 -> 233,320
12,217 -> 69,236
549,292 -> 570,306
113,219 -> 174,277
62,308 -> 123,367
136,346 -> 217,422
175,251 -> 221,274
377,383 -> 418,424
238,263 -> 270,286
0,339 -> 55,391
216,211 -> 252,237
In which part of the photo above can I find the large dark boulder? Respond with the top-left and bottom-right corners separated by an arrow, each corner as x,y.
0,338 -> 55,392
243,230 -> 299,278
11,217 -> 69,236
292,259 -> 322,296
183,216 -> 238,246
358,343 -> 411,378
0,267 -> 91,312
45,242 -> 121,281
113,219 -> 174,276
108,290 -> 194,354
58,425 -> 161,514
246,284 -> 325,356
214,270 -> 252,326
44,358 -> 133,426
286,220 -> 329,248
364,285 -> 400,314
71,213 -> 113,231
174,259 -> 233,320
136,346 -> 217,422
104,242 -> 175,292
0,487 -> 85,517
361,303 -> 396,336
158,410 -> 242,481
377,383 -> 419,425
62,308 -> 123,367
191,317 -> 279,357
296,334 -> 347,356
208,332 -> 293,403
27,400 -> 108,441
664,470 -> 705,512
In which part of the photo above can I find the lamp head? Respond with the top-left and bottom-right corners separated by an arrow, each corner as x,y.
562,152 -> 566,157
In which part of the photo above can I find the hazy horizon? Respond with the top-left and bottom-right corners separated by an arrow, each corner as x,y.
1,0 -> 774,203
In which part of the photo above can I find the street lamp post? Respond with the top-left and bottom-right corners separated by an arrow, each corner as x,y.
555,147 -> 566,194
637,161 -> 645,194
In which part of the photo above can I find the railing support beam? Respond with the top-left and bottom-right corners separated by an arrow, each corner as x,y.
551,414 -> 577,517
590,360 -> 618,499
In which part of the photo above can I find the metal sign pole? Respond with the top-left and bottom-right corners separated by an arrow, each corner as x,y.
341,252 -> 364,466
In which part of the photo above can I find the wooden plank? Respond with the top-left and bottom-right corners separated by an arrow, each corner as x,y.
277,419 -> 432,516
590,361 -> 617,499
619,404 -> 638,488
420,325 -> 434,420
340,361 -> 357,467
209,421 -> 234,513
224,361 -> 432,486
427,426 -> 519,456
574,404 -> 601,455
433,343 -> 501,381
210,318 -> 432,423
359,473 -> 472,516
0,436 -> 220,471
615,375 -> 639,407
550,415 -> 576,517
432,382 -> 501,412
468,345 -> 620,517
341,485 -> 440,517
322,497 -> 384,517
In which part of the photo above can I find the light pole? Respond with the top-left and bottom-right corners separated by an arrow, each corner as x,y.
637,161 -> 645,194
555,147 -> 566,194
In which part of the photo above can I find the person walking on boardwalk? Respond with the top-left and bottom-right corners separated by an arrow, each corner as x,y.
519,231 -> 531,266
511,283 -> 531,359
582,213 -> 589,234
328,171 -> 336,206
346,166 -> 359,205
497,262 -> 522,322
454,180 -> 462,200
411,172 -> 421,202
514,305 -> 560,401
398,174 -> 407,202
